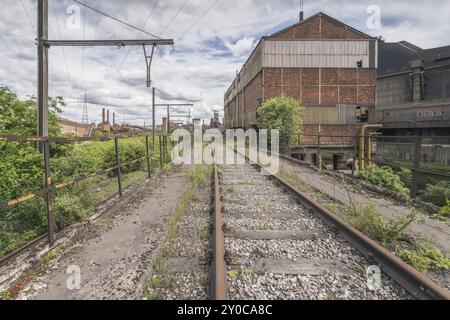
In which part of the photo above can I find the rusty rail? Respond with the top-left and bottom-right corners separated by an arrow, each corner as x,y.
236,147 -> 450,300
212,165 -> 228,300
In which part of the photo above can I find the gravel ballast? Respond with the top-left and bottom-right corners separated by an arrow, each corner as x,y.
220,164 -> 412,300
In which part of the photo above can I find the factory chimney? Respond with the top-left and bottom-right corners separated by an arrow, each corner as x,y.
107,110 -> 110,124
411,60 -> 424,102
102,108 -> 105,123
113,112 -> 116,126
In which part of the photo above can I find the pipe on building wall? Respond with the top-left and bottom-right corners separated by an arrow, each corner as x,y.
359,124 -> 382,171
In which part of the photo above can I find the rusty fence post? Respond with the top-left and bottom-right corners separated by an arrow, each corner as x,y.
159,135 -> 163,171
43,139 -> 55,246
145,135 -> 152,179
352,139 -> 357,177
114,137 -> 123,196
411,136 -> 423,199
317,130 -> 322,171
164,135 -> 168,161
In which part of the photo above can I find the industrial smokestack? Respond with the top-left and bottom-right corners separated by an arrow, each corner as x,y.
102,108 -> 105,123
411,60 -> 424,102
299,0 -> 304,21
107,110 -> 110,123
113,112 -> 116,126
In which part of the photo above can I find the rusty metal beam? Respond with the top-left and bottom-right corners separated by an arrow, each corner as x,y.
212,165 -> 228,300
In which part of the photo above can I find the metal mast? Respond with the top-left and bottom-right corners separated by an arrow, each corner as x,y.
81,89 -> 89,124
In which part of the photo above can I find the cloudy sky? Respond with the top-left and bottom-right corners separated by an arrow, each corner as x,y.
0,0 -> 449,125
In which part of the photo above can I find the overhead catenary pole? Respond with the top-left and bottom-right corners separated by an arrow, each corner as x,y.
35,0 -> 173,148
37,0 -> 49,145
152,87 -> 156,152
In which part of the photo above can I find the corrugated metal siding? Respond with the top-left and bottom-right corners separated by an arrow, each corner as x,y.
263,40 -> 370,68
337,105 -> 357,124
304,105 -> 357,125
242,44 -> 263,87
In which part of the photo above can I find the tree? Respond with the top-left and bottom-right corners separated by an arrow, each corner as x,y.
0,86 -> 64,136
0,87 -> 66,199
256,95 -> 303,152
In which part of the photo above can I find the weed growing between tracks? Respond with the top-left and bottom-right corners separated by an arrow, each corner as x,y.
277,166 -> 450,275
143,165 -> 212,300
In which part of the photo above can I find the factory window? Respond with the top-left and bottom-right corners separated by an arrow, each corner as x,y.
418,112 -> 422,116
433,111 -> 437,116
425,112 -> 429,116
385,112 -> 390,116
442,111 -> 445,115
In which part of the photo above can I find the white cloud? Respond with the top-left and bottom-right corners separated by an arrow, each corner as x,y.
223,36 -> 255,57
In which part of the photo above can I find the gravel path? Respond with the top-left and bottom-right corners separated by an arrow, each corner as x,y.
12,169 -> 189,300
147,166 -> 212,300
220,164 -> 412,300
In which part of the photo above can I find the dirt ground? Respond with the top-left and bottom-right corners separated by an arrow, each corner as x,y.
13,167 -> 189,300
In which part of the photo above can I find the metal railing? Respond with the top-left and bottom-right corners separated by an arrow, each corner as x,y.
0,132 -> 172,254
289,133 -> 450,199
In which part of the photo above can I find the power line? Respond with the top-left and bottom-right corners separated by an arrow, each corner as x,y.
113,0 -> 160,78
176,0 -> 220,42
51,0 -> 71,83
72,0 -> 162,39
101,0 -> 164,91
159,0 -> 189,36
19,0 -> 36,37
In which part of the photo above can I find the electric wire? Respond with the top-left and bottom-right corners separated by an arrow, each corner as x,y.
176,0 -> 220,42
19,0 -> 36,37
51,0 -> 71,83
159,0 -> 189,36
72,0 -> 162,39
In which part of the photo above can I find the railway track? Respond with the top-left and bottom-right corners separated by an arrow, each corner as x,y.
212,158 -> 450,300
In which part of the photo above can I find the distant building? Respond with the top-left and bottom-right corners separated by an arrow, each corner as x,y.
210,111 -> 222,129
224,12 -> 378,142
376,41 -> 450,136
59,117 -> 93,137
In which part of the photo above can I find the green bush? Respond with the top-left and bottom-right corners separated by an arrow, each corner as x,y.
256,95 -> 303,152
0,87 -> 172,258
396,243 -> 450,274
359,165 -> 409,195
346,205 -> 411,246
421,181 -> 450,207
439,201 -> 450,216
53,194 -> 91,230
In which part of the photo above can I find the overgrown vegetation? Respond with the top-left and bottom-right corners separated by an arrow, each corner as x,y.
144,165 -> 212,299
396,243 -> 450,274
345,205 -> 413,246
0,87 -> 170,258
276,163 -> 450,274
420,181 -> 450,207
256,95 -> 303,152
358,165 -> 409,195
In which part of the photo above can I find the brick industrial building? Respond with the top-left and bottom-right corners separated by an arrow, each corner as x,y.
224,12 -> 378,141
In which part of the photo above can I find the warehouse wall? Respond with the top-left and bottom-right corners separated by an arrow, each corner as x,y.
224,13 -> 377,129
